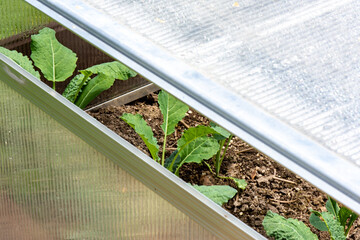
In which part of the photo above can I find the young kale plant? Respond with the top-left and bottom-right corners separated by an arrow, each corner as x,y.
309,196 -> 358,239
0,27 -> 136,109
211,122 -> 234,177
203,122 -> 247,189
262,196 -> 358,240
121,90 -> 245,205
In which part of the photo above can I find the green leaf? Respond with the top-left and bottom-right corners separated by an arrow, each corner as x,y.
86,61 -> 137,80
338,207 -> 352,228
326,197 -> 340,217
210,122 -> 231,140
62,70 -> 92,103
158,90 -> 189,136
263,211 -> 318,240
321,212 -> 346,240
338,207 -> 358,236
121,113 -> 159,161
191,184 -> 237,206
30,27 -> 77,83
345,211 -> 358,236
309,212 -> 328,231
173,126 -> 219,173
74,73 -> 115,109
178,130 -> 219,164
64,61 -> 135,106
228,177 -> 247,190
164,150 -> 181,171
0,47 -> 40,79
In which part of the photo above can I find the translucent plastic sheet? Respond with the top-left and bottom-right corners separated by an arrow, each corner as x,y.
80,0 -> 360,166
0,79 -> 219,240
0,0 -> 51,40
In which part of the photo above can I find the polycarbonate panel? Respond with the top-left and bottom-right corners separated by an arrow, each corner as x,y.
79,0 -> 360,166
0,79 -> 219,240
0,0 -> 51,40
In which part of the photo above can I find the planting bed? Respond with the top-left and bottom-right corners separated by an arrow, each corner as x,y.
89,93 -> 360,239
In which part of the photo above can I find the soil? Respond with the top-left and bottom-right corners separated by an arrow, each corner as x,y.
89,93 -> 360,239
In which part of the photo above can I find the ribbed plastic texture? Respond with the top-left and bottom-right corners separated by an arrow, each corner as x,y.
0,79 -> 219,240
81,0 -> 360,167
0,0 -> 51,40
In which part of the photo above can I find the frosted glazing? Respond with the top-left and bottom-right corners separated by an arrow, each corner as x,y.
81,0 -> 360,167
0,79 -> 219,239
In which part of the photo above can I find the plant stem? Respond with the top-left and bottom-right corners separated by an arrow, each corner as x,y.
161,134 -> 167,166
204,161 -> 215,175
173,153 -> 181,176
168,141 -> 187,173
345,224 -> 353,237
215,135 -> 233,176
345,213 -> 358,236
53,81 -> 55,90
219,135 -> 233,169
204,160 -> 245,189
215,139 -> 226,176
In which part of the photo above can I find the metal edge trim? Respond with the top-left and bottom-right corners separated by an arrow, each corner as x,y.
85,83 -> 159,112
24,0 -> 360,214
0,55 -> 265,239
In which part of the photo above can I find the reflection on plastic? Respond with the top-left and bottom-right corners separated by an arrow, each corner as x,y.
0,79 -> 219,239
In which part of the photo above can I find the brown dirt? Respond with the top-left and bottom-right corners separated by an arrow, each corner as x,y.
89,93 -> 359,239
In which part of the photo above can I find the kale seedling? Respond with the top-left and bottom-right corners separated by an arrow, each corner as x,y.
210,122 -> 234,177
203,122 -> 247,189
121,90 -> 245,205
262,196 -> 358,240
121,89 -> 218,172
309,196 -> 358,239
0,27 -> 136,109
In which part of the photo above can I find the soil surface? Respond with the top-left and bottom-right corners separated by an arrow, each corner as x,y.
89,93 -> 359,239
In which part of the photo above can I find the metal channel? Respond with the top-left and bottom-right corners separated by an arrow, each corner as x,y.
86,83 -> 159,112
25,0 -> 360,214
0,55 -> 265,239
